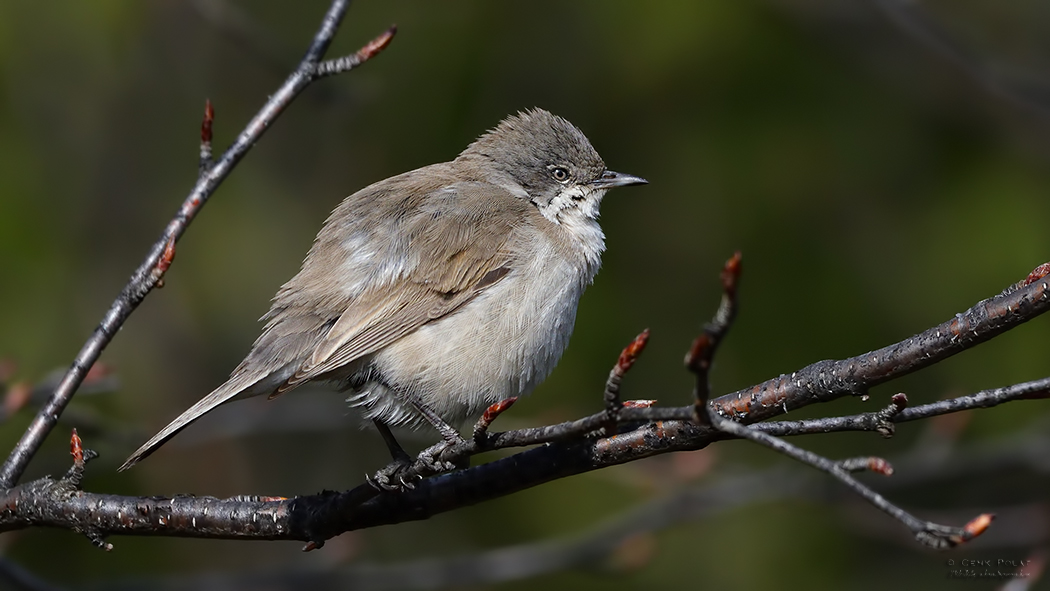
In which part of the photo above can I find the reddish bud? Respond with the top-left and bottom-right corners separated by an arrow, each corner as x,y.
1023,262 -> 1050,287
685,333 -> 711,370
618,329 -> 650,374
867,457 -> 894,476
623,399 -> 657,408
890,393 -> 908,411
483,397 -> 517,422
474,397 -> 518,437
201,99 -> 214,144
70,428 -> 84,465
955,513 -> 995,543
357,25 -> 397,61
720,251 -> 742,297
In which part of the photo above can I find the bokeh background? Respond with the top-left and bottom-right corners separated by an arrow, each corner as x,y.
0,1 -> 1048,589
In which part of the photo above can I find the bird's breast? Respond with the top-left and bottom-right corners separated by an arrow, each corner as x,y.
370,223 -> 602,422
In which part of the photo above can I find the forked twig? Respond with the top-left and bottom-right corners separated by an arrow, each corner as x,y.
0,0 -> 395,489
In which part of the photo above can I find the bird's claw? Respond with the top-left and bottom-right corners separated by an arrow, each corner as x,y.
417,440 -> 466,473
367,460 -> 419,492
367,439 -> 468,492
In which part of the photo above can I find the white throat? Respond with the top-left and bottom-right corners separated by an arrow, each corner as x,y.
538,185 -> 607,271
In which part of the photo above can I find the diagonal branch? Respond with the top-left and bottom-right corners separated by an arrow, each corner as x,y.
758,378 -> 1050,437
0,0 -> 395,489
682,252 -> 990,549
704,407 -> 990,549
711,265 -> 1050,422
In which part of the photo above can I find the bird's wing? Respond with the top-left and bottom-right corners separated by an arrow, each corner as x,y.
119,176 -> 530,470
276,181 -> 527,392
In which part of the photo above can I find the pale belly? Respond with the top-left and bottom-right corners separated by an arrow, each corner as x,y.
347,250 -> 591,427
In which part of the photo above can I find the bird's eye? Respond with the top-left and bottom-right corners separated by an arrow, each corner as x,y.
550,167 -> 570,183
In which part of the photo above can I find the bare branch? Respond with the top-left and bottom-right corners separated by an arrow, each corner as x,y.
685,252 -> 741,424
713,263 -> 1050,422
313,26 -> 397,78
0,357 -> 1041,547
0,0 -> 395,489
758,378 -> 1050,437
838,456 -> 894,475
706,407 -> 986,549
472,397 -> 517,441
602,329 -> 650,433
90,427 -> 1050,589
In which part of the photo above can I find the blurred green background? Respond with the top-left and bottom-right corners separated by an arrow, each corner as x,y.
0,0 -> 1048,589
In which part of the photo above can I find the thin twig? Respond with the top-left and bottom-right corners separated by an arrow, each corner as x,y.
0,0 -> 395,489
472,398 -> 517,442
685,252 -> 741,424
838,456 -> 894,475
757,378 -> 1050,437
682,252 -> 983,548
601,329 -> 650,434
705,406 -> 989,549
313,26 -> 397,78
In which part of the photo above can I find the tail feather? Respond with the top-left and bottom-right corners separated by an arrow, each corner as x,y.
118,372 -> 270,471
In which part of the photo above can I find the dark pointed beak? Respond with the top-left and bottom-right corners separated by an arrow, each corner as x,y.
590,170 -> 648,189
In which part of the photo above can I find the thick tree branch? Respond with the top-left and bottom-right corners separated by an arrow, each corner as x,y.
0,260 -> 1045,546
82,422 -> 1050,590
713,267 -> 1050,421
1,265 -> 1047,544
0,264 -> 1045,547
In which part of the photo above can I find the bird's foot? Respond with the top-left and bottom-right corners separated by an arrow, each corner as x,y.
416,439 -> 466,474
367,437 -> 469,492
367,458 -> 419,492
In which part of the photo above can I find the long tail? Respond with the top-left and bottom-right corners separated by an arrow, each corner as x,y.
118,373 -> 268,471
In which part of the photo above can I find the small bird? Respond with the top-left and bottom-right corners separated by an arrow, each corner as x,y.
120,108 -> 646,472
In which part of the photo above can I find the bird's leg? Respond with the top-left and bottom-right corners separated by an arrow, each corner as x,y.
367,400 -> 469,490
411,398 -> 469,473
367,419 -> 416,491
412,399 -> 465,444
373,419 -> 411,463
